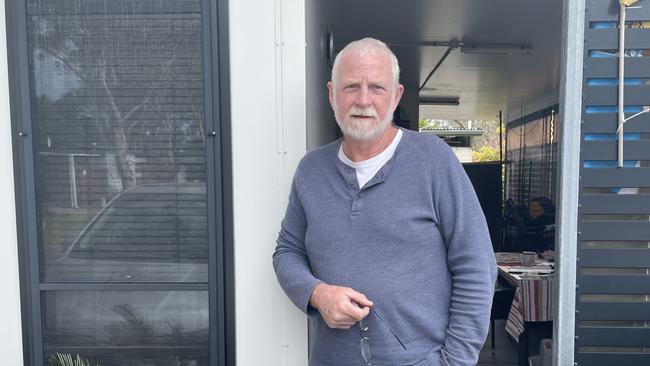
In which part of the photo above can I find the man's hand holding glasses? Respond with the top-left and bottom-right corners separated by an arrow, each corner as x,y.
309,283 -> 373,329
310,283 -> 408,365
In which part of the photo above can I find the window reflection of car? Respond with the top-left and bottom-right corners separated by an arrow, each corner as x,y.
55,183 -> 208,283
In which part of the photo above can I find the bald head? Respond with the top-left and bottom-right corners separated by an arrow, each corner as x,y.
331,38 -> 400,87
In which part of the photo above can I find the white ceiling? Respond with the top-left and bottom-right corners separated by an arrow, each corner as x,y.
329,0 -> 563,121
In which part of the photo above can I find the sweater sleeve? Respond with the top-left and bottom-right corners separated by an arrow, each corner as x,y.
432,146 -> 498,366
272,169 -> 323,315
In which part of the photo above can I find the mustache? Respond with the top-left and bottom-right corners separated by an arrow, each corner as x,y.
346,107 -> 377,119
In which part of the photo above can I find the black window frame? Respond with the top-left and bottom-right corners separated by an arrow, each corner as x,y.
5,0 -> 234,365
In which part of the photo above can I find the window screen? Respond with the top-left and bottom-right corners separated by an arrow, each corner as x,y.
22,0 -> 214,364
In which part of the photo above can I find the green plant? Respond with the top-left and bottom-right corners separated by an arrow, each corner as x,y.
46,353 -> 100,366
472,145 -> 500,162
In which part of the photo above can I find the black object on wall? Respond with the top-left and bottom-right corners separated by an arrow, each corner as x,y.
463,162 -> 503,252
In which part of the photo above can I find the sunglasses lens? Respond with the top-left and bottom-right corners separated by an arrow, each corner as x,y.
360,337 -> 371,363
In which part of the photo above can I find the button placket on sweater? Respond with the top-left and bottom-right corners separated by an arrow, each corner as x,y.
336,154 -> 391,217
350,168 -> 387,216
344,167 -> 362,216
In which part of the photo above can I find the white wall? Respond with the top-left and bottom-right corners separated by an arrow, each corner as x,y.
450,147 -> 474,163
0,0 -> 25,363
229,0 -> 308,364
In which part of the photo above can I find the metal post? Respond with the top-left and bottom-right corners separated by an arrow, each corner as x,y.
618,2 -> 626,167
68,154 -> 78,208
499,111 -> 506,251
554,0 -> 584,364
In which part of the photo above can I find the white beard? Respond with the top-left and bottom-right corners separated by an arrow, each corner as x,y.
334,103 -> 394,141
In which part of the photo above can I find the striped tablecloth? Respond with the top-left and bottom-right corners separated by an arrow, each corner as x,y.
505,275 -> 554,341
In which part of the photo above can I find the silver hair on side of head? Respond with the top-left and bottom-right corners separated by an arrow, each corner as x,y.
331,37 -> 400,86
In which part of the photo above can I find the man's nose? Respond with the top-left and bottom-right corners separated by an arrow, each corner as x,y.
355,86 -> 371,107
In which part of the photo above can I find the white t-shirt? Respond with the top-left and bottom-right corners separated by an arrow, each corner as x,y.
338,129 -> 403,189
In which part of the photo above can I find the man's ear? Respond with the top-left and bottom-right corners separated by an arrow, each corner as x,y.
394,84 -> 405,105
327,81 -> 334,109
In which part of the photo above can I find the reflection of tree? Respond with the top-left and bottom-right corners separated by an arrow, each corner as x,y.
77,57 -> 175,189
109,304 -> 154,344
32,12 -> 204,190
107,303 -> 208,366
108,303 -> 208,346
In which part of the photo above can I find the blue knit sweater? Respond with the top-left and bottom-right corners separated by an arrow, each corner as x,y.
273,129 -> 497,366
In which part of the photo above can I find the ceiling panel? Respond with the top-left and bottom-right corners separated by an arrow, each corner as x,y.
329,0 -> 563,121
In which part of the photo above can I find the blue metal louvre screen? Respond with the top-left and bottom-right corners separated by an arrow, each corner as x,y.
577,1 -> 650,365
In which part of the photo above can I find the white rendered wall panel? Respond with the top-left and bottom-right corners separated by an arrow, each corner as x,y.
279,1 -> 308,364
229,0 -> 307,364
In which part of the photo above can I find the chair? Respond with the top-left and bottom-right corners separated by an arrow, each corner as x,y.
504,198 -> 549,252
490,281 -> 516,354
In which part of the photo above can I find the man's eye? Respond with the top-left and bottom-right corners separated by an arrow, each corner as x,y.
370,85 -> 386,91
344,85 -> 360,91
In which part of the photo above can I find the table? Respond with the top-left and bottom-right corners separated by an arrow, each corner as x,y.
495,253 -> 554,366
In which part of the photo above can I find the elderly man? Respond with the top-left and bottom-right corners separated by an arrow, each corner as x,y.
273,38 -> 496,366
